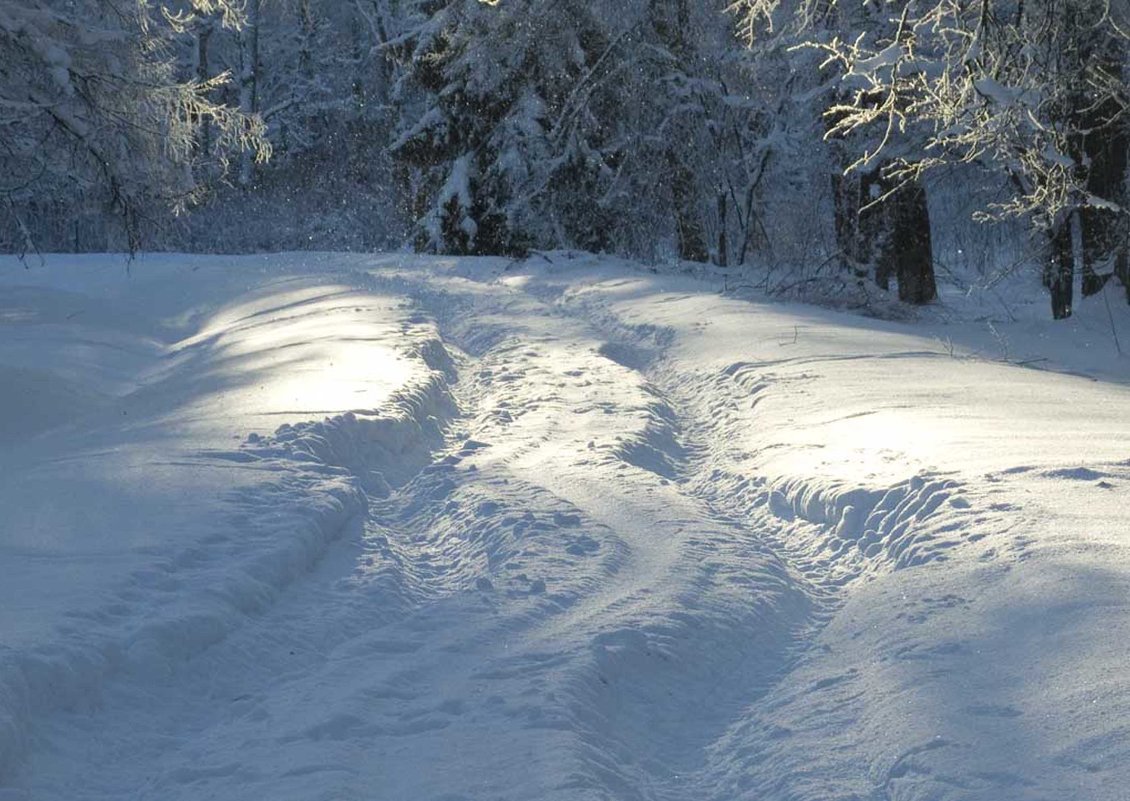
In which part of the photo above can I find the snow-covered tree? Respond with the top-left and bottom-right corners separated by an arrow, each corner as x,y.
390,0 -> 630,255
646,0 -> 748,264
0,0 -> 268,251
738,0 -> 1129,316
390,0 -> 777,263
147,0 -> 410,251
729,0 -> 939,304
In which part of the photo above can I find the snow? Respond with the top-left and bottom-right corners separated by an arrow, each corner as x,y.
1,251 -> 1128,800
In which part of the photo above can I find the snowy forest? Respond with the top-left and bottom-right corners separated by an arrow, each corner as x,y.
3,0 -> 1127,319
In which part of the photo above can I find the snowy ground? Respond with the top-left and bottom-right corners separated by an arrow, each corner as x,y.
1,252 -> 1128,801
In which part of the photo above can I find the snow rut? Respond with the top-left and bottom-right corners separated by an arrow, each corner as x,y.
538,271 -> 1040,801
5,322 -> 461,796
358,270 -> 827,798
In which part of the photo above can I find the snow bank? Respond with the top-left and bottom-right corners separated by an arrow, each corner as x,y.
0,255 -> 457,782
529,253 -> 1130,799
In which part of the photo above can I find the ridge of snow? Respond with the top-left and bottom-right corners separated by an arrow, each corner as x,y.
0,255 -> 459,784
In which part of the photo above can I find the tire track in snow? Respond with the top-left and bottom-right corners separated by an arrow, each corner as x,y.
16,268 -> 792,800
412,263 -> 1011,800
373,267 -> 827,799
11,303 -> 469,799
0,284 -> 459,791
533,268 -> 1043,801
11,259 -> 1025,801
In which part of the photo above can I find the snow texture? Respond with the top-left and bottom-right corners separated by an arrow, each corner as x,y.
0,252 -> 1128,801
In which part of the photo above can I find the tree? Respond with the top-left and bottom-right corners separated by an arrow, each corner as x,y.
731,0 -> 939,304
772,0 -> 1129,317
645,0 -> 776,266
0,0 -> 269,252
391,0 -> 774,263
390,0 -> 626,256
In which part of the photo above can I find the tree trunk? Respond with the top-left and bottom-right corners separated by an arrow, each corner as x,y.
671,158 -> 708,263
196,20 -> 212,155
880,179 -> 937,305
830,163 -> 882,278
1080,209 -> 1117,296
1045,219 -> 1075,320
239,0 -> 262,186
715,192 -> 729,268
1064,16 -> 1129,303
831,164 -> 935,303
831,170 -> 862,272
1080,82 -> 1127,297
1081,100 -> 1129,301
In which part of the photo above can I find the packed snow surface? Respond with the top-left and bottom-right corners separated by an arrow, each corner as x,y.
1,252 -> 1128,801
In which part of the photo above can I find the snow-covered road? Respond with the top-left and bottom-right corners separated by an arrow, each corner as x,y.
2,253 -> 1128,800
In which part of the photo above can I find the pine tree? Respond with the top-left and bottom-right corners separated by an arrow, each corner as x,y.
391,0 -> 773,263
390,0 -> 627,256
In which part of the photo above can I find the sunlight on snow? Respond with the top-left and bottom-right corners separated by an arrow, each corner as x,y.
172,284 -> 422,431
257,341 -> 413,415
